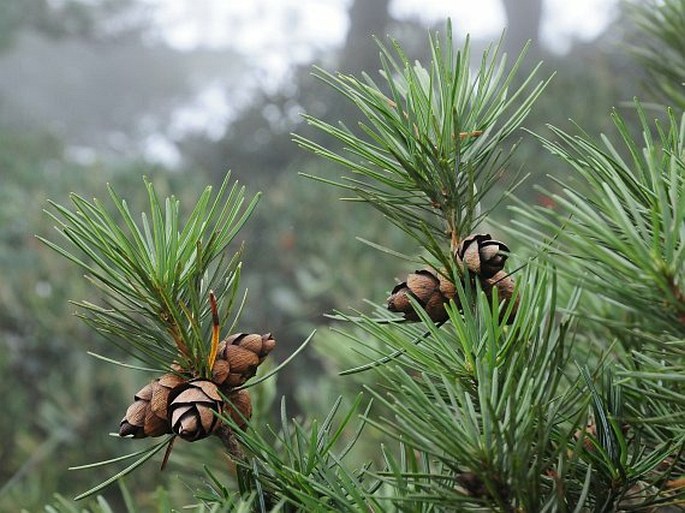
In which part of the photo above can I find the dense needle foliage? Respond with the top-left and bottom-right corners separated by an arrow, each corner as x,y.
36,8 -> 685,513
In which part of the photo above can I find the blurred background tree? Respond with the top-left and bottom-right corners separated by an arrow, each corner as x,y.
0,0 -> 664,509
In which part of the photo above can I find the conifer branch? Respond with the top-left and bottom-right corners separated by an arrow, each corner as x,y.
513,104 -> 685,340
296,24 -> 550,266
40,173 -> 260,373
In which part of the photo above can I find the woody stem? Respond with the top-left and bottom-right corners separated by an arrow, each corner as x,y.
214,424 -> 283,508
447,212 -> 459,256
214,424 -> 246,461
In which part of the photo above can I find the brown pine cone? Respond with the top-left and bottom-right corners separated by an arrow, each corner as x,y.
167,379 -> 223,441
456,472 -> 489,498
224,389 -> 253,430
212,333 -> 276,388
456,472 -> 508,501
482,270 -> 519,324
119,373 -> 185,438
387,269 -> 456,322
455,233 -> 509,279
224,333 -> 276,363
212,341 -> 259,388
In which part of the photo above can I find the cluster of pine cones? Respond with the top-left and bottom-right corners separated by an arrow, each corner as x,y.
387,233 -> 518,324
119,333 -> 275,442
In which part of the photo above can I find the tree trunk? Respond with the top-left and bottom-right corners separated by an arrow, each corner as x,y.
340,0 -> 392,74
501,0 -> 543,55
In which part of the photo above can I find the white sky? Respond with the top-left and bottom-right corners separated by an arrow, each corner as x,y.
147,0 -> 618,62
138,0 -> 619,165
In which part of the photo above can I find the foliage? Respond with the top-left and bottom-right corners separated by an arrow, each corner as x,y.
511,102 -> 685,508
514,104 -> 685,339
40,481 -> 261,513
629,0 -> 685,111
0,129 -> 216,510
290,20 -> 685,512
340,266 -> 591,510
41,174 -> 259,375
34,173 -> 270,500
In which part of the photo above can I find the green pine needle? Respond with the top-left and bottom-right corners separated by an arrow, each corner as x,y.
40,173 -> 260,375
512,103 -> 685,339
71,436 -> 173,501
295,21 -> 550,263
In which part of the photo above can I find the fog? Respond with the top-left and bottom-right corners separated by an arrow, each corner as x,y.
0,0 -> 618,165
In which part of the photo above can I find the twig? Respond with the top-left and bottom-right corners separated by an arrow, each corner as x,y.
214,424 -> 246,461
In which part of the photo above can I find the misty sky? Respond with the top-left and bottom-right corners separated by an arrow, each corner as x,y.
148,0 -> 618,79
139,0 -> 619,165
0,0 -> 621,167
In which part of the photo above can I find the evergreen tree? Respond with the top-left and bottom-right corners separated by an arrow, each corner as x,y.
40,8 -> 685,513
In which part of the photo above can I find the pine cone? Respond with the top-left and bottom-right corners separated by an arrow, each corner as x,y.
455,233 -> 509,279
456,472 -> 508,501
225,332 -> 276,363
167,379 -> 223,441
224,389 -> 253,430
119,373 -> 185,438
456,472 -> 489,498
212,333 -> 275,388
387,269 -> 456,322
482,270 -> 519,324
